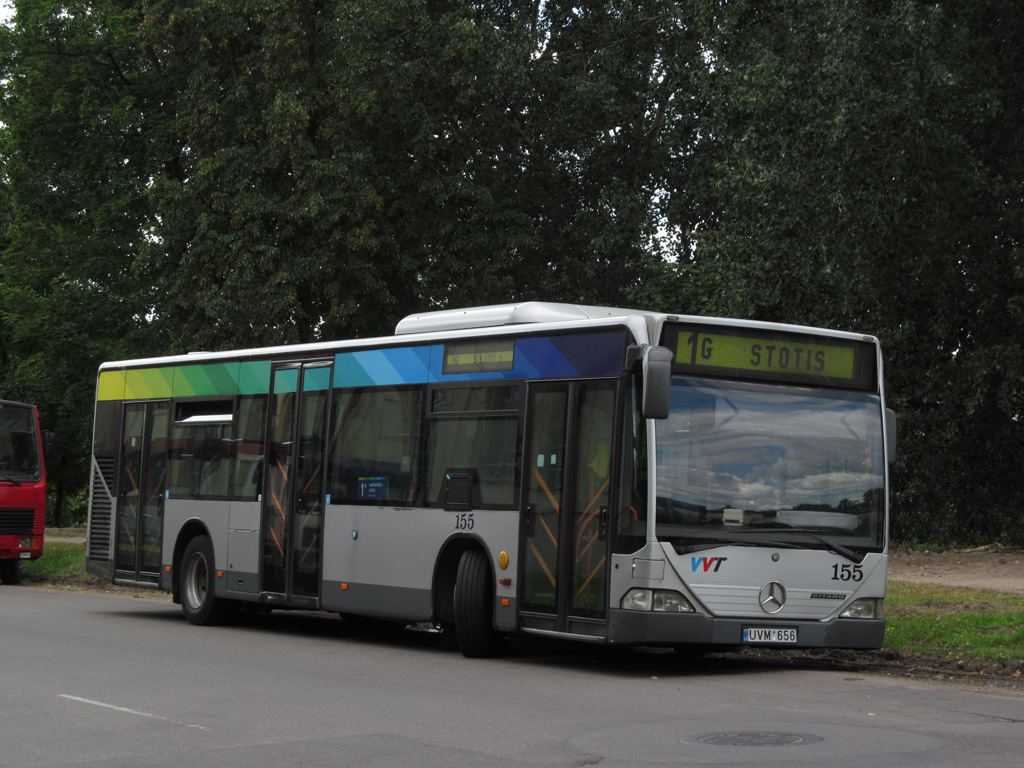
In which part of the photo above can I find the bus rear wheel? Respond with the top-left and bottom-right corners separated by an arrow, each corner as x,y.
454,548 -> 503,658
180,535 -> 231,626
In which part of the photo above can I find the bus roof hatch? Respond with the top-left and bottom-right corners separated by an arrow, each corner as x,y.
394,302 -> 639,335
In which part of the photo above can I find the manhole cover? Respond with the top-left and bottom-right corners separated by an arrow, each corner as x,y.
685,732 -> 824,747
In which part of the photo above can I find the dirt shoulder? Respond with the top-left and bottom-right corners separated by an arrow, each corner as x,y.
888,544 -> 1024,594
45,528 -> 88,543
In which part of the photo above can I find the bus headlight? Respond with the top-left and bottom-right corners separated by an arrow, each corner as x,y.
621,589 -> 694,613
840,598 -> 884,619
20,537 -> 38,549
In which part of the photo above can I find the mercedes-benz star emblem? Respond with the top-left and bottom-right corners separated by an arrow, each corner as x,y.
759,581 -> 786,614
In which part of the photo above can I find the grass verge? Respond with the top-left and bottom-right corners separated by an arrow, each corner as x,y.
22,541 -> 105,587
883,580 -> 1024,662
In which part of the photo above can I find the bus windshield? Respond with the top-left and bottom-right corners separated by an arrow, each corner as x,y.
654,378 -> 885,556
0,403 -> 42,483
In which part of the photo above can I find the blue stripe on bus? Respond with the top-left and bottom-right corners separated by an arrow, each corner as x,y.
332,331 -> 622,388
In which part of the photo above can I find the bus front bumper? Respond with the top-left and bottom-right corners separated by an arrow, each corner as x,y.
607,609 -> 885,650
0,535 -> 43,561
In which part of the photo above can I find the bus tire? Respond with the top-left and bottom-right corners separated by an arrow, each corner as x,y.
454,548 -> 503,658
180,535 -> 231,626
0,560 -> 21,585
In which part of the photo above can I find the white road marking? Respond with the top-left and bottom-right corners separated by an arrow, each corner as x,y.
58,694 -> 208,730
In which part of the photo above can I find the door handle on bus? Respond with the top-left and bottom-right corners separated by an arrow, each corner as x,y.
598,506 -> 608,540
525,503 -> 536,536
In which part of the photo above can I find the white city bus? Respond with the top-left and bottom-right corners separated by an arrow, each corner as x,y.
86,302 -> 893,656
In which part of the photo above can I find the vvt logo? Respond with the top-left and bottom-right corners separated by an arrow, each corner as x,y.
691,556 -> 728,573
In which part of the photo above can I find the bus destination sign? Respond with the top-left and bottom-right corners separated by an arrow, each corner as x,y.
443,339 -> 516,374
665,324 -> 875,390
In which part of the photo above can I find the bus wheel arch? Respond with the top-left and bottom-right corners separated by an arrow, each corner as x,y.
171,520 -> 211,604
174,523 -> 232,625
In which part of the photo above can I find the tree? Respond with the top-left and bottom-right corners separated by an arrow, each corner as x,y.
138,0 -> 406,349
143,1 -> 707,349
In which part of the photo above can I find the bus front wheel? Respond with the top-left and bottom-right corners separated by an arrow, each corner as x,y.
180,535 -> 231,626
0,560 -> 21,585
454,548 -> 503,658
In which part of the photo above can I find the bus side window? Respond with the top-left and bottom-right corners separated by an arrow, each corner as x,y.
426,385 -> 519,510
167,400 -> 234,500
327,387 -> 423,506
234,395 -> 267,499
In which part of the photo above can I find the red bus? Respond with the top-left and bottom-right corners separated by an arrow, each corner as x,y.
0,400 -> 50,585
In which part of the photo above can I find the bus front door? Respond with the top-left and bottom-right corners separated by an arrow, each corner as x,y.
260,361 -> 332,608
520,379 -> 617,638
114,401 -> 169,583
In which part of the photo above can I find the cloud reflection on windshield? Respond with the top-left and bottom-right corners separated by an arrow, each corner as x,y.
656,381 -> 883,515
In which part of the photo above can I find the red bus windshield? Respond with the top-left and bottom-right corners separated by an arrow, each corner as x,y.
0,402 -> 43,484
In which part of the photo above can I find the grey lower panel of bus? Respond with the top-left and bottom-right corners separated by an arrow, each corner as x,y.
321,580 -> 433,621
214,574 -> 428,618
607,609 -> 885,649
224,570 -> 259,595
319,580 -> 517,631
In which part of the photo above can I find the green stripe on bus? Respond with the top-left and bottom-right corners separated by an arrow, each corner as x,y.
125,367 -> 174,399
238,360 -> 272,395
172,362 -> 240,397
98,360 -> 273,401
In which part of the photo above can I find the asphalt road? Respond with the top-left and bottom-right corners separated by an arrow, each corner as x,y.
2,586 -> 1022,768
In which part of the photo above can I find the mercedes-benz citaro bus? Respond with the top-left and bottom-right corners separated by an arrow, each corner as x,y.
86,302 -> 894,657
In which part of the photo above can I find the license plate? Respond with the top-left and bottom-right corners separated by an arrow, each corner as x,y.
743,627 -> 797,644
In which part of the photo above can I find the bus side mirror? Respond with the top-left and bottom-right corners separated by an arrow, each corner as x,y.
642,346 -> 673,420
43,430 -> 56,459
885,408 -> 896,464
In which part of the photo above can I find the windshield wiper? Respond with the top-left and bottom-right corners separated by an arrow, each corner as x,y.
671,533 -> 865,564
763,529 -> 865,564
0,472 -> 21,486
671,539 -> 803,556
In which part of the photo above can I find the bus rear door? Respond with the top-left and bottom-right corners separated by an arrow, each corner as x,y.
114,401 -> 169,583
260,361 -> 331,608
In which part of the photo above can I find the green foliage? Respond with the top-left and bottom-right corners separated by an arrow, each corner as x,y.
53,486 -> 90,527
132,0 -> 703,350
